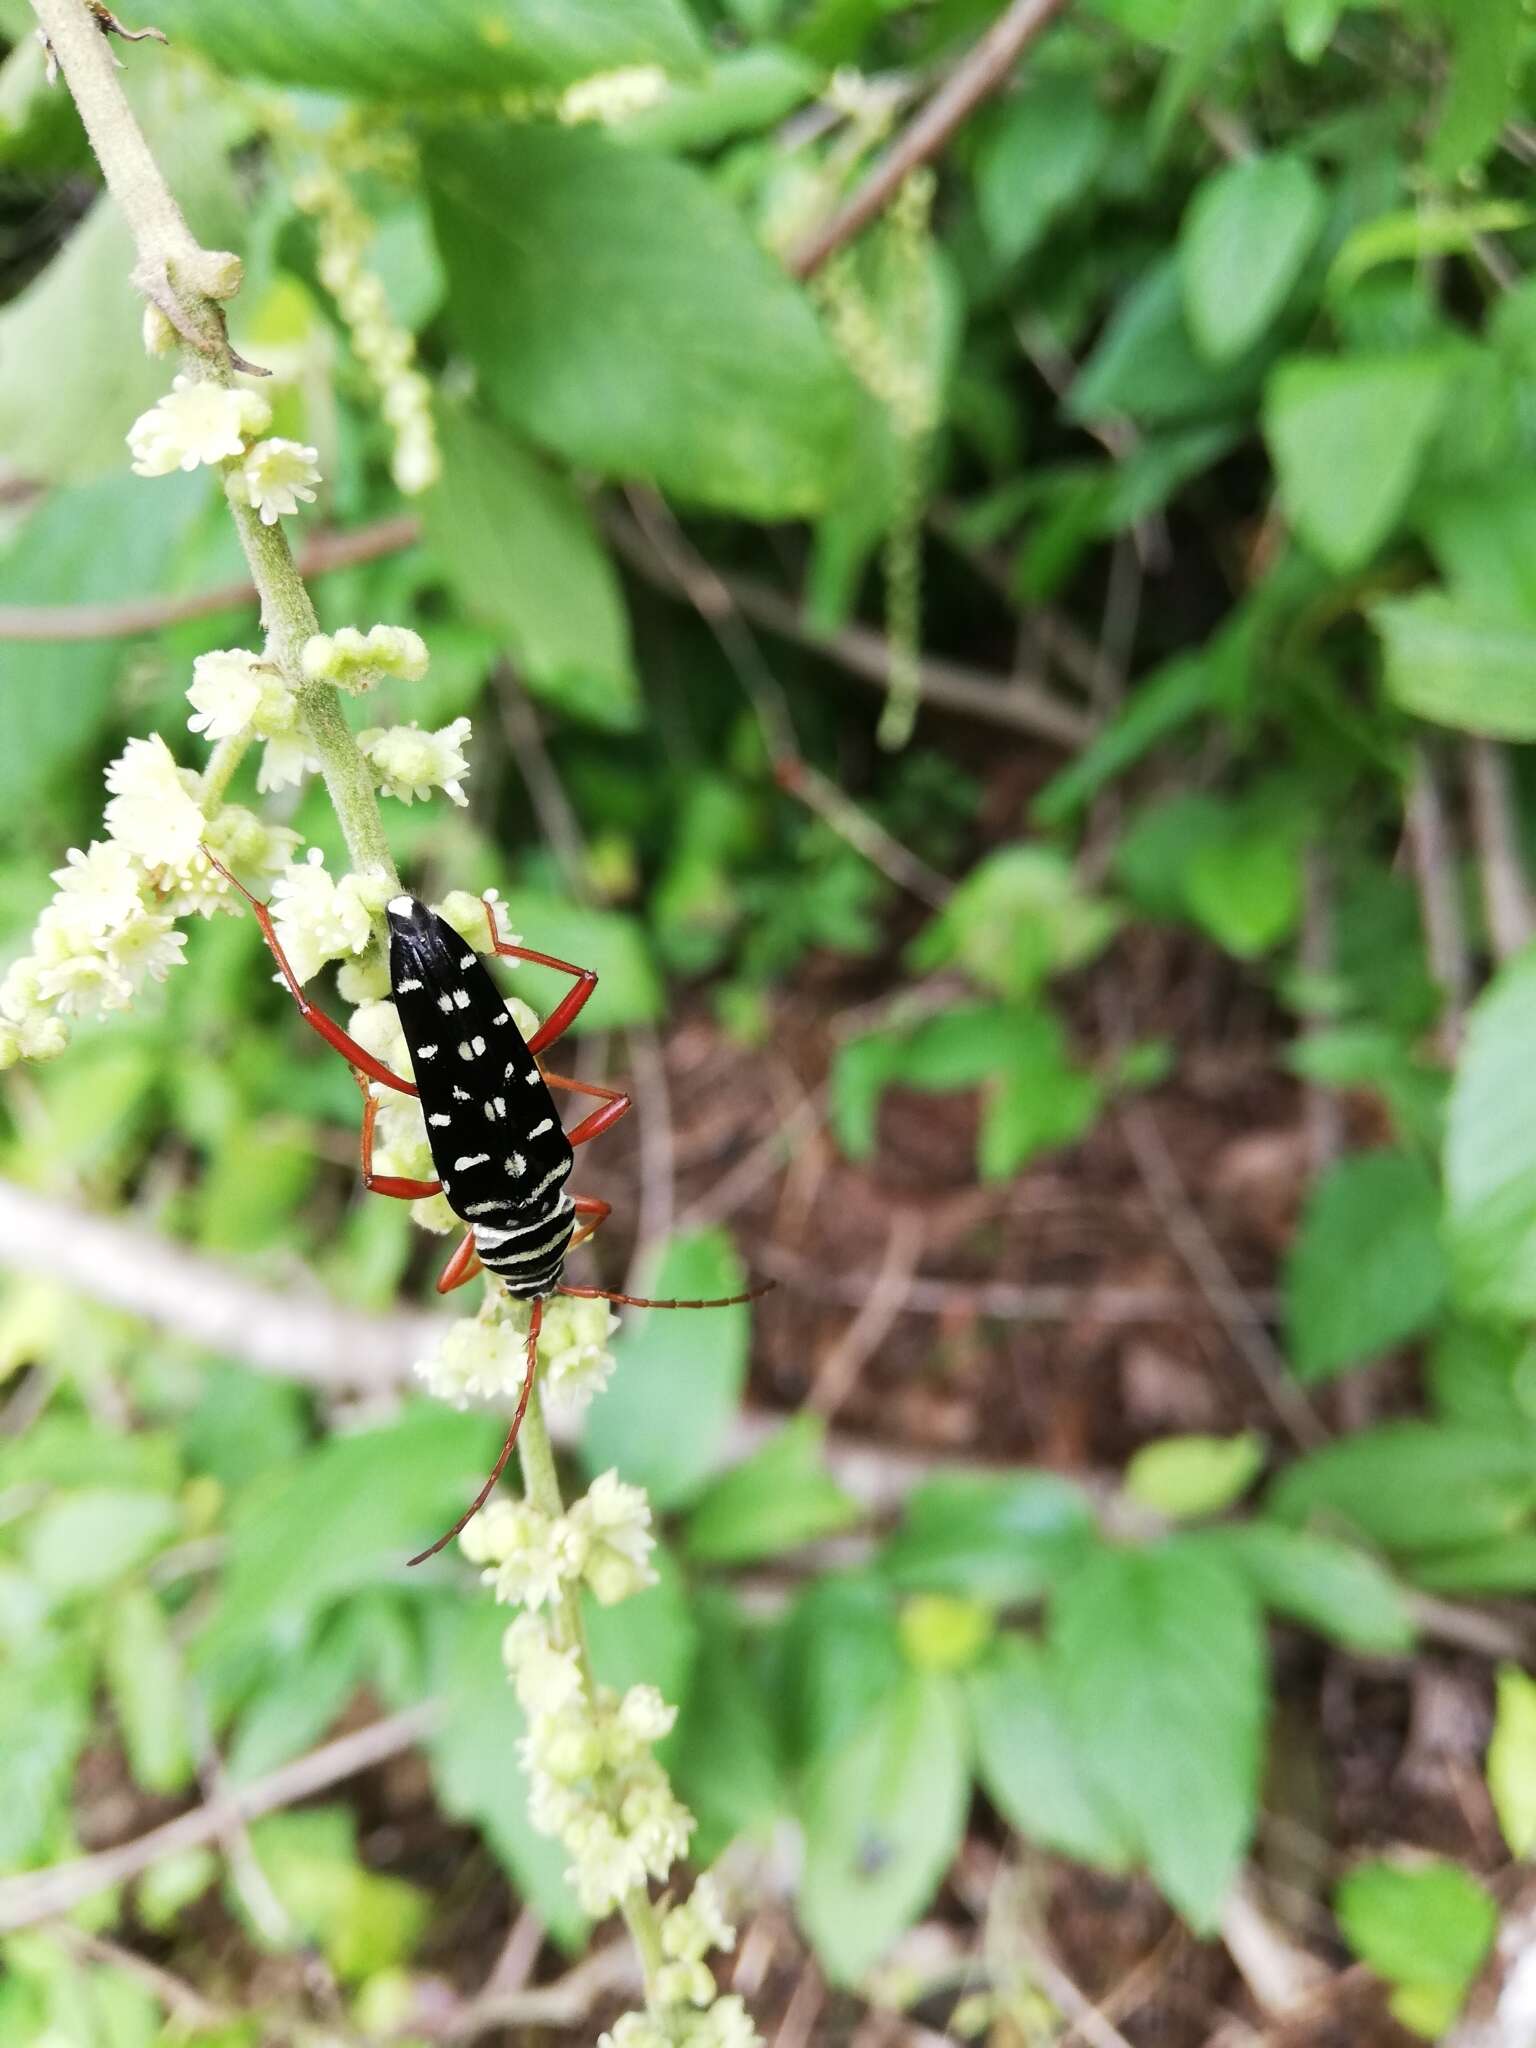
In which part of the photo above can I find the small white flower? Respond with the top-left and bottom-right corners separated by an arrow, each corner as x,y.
502,1613 -> 585,1718
234,438 -> 322,524
434,890 -> 503,953
256,732 -> 321,794
655,1961 -> 717,2011
662,1878 -> 736,1965
127,375 -> 271,476
563,1806 -> 652,1915
692,1996 -> 761,2048
268,848 -> 379,985
186,649 -> 296,742
597,2016 -> 668,2048
559,64 -> 669,124
48,841 -> 147,938
161,810 -> 300,920
458,1496 -> 568,1609
392,416 -> 441,496
559,1469 -> 656,1606
349,999 -> 411,1079
102,906 -> 186,990
538,1295 -> 619,1420
301,624 -> 429,691
612,1683 -> 676,1754
338,954 -> 391,1004
415,1313 -> 532,1410
618,1766 -> 695,1883
103,735 -> 205,869
358,717 -> 471,806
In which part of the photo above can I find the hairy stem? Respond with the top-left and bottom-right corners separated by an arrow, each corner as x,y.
516,1378 -> 667,2008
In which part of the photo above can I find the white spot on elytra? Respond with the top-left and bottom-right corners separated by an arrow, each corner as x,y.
525,1069 -> 542,1085
453,989 -> 471,1009
529,1118 -> 554,1138
437,994 -> 454,1014
458,1040 -> 475,1061
453,1087 -> 470,1101
494,1012 -> 511,1026
455,1153 -> 490,1170
417,1044 -> 438,1060
397,977 -> 423,992
460,954 -> 475,969
428,1113 -> 451,1128
508,1152 -> 527,1177
388,895 -> 412,916
472,1035 -> 486,1055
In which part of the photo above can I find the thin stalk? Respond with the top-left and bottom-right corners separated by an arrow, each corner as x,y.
32,0 -> 400,896
515,1378 -> 668,2007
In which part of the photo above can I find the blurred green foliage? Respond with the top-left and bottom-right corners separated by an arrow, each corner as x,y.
2,0 -> 1536,2034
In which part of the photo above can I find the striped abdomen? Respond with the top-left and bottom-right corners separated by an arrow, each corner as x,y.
472,1196 -> 577,1299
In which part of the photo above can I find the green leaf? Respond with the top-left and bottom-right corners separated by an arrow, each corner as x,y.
617,46 -> 820,153
234,1809 -> 429,1981
1180,155 -> 1325,366
685,1416 -> 859,1564
1488,1664 -> 1536,1858
798,1671 -> 972,1986
978,1014 -> 1102,1182
908,847 -> 1119,1002
0,1650 -> 92,1867
1184,812 -> 1303,957
975,79 -> 1112,265
23,1488 -> 180,1600
1336,1858 -> 1496,2035
584,1542 -> 699,1710
969,1635 -> 1135,1868
1374,593 -> 1536,741
428,123 -> 857,518
670,1590 -> 781,1862
776,1573 -> 904,1769
1283,1150 -> 1448,1383
102,1586 -> 193,1796
1033,648 -> 1226,826
1427,0 -> 1522,177
0,474 -> 208,811
1124,1433 -> 1265,1520
197,1405 -> 502,1665
1052,1543 -> 1266,1929
880,1472 -> 1096,1605
1190,1524 -> 1414,1652
1444,951 -> 1536,1318
1264,353 -> 1454,571
425,1602 -> 584,1946
1282,0 -> 1339,62
1408,1532 -> 1536,1594
1071,259 -> 1276,427
146,0 -> 705,94
1330,202 -> 1529,295
492,890 -> 662,1033
1268,1423 -> 1536,1555
425,408 -> 638,731
581,1232 -> 750,1509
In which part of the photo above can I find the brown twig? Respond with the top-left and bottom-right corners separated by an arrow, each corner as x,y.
617,488 -> 954,906
606,505 -> 1090,747
1465,738 -> 1536,962
0,514 -> 420,641
1405,740 -> 1472,1049
0,1703 -> 438,1933
808,1207 -> 925,1418
786,0 -> 1071,278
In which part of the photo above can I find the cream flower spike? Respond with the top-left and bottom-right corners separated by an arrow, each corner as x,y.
233,437 -> 322,525
126,375 -> 271,476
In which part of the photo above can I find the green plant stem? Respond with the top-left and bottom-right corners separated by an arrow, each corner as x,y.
199,734 -> 251,813
515,1373 -> 668,2008
33,0 -> 400,896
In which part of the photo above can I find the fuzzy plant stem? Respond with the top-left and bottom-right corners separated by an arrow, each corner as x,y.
515,1376 -> 669,2002
30,0 -> 400,895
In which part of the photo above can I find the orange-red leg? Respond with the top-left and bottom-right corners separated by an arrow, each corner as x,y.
567,1194 -> 612,1254
541,1069 -> 633,1147
357,1078 -> 442,1200
205,848 -> 417,1097
408,1297 -> 543,1566
482,898 -> 597,1055
436,1232 -> 483,1295
558,1280 -> 774,1309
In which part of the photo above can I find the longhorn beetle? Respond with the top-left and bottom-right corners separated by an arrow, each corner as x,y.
206,854 -> 768,1565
